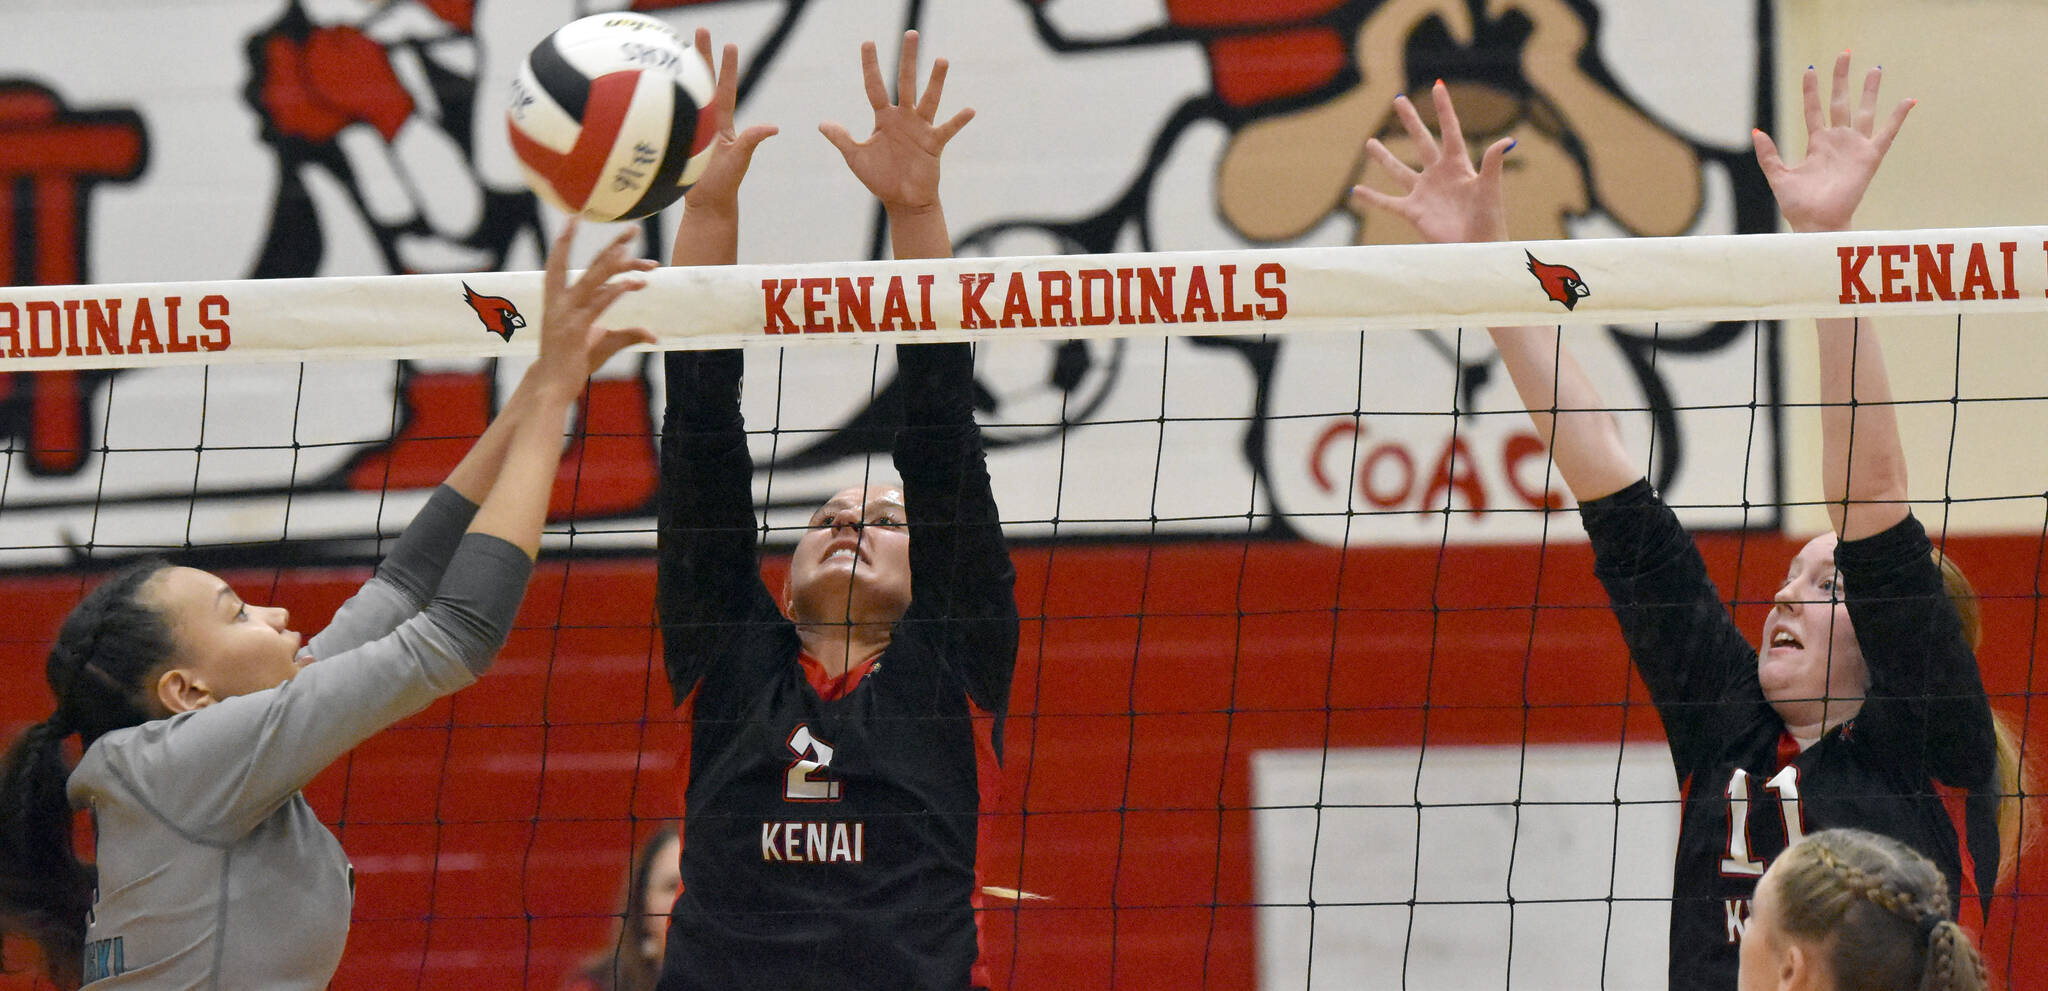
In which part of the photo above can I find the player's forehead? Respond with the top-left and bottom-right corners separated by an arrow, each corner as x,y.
814,485 -> 904,516
1788,531 -> 1840,574
147,566 -> 232,613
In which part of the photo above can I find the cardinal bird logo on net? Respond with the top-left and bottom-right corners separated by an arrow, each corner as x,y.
462,283 -> 526,340
1525,252 -> 1590,310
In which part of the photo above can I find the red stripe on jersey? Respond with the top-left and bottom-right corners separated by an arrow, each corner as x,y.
1773,730 -> 1801,771
506,70 -> 640,208
796,648 -> 883,701
969,697 -> 1004,991
1936,783 -> 1981,903
969,885 -> 992,990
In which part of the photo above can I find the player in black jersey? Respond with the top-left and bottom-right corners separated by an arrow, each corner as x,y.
1351,56 -> 2023,991
653,30 -> 1015,991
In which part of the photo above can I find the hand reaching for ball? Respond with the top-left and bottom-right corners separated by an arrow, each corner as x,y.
539,221 -> 657,390
821,30 -> 974,219
679,27 -> 778,218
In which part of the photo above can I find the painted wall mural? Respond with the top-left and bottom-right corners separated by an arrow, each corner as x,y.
0,0 -> 1777,567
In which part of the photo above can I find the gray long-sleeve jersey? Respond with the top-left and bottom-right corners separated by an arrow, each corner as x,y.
65,487 -> 531,990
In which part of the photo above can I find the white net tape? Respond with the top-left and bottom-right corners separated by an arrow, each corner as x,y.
1,227 -> 2040,370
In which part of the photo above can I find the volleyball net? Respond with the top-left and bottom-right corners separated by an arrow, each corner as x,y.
0,229 -> 2042,989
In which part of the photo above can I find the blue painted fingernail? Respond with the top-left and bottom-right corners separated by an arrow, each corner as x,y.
1505,139 -> 1517,152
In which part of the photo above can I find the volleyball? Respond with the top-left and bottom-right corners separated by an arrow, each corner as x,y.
507,13 -> 718,222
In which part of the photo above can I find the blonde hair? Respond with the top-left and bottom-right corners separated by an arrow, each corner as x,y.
1931,548 -> 2035,887
1769,829 -> 1989,991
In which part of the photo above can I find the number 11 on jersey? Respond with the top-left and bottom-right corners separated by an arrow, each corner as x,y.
1721,765 -> 1805,876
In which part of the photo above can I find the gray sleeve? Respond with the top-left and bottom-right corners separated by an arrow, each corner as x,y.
429,532 -> 532,676
307,485 -> 480,659
92,534 -> 532,844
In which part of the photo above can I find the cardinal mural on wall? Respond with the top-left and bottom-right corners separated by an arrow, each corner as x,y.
0,0 -> 1775,564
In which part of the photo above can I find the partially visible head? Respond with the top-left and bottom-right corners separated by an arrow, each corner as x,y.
140,566 -> 305,715
1741,829 -> 1988,991
784,484 -> 911,628
44,558 -> 178,744
1759,533 -> 1868,726
577,824 -> 680,991
2,558 -> 176,987
635,828 -> 682,961
44,560 -> 307,738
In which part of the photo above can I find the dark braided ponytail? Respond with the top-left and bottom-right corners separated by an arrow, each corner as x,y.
0,559 -> 173,989
1769,828 -> 1991,991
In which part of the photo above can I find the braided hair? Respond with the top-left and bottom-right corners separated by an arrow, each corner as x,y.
0,559 -> 174,990
1768,828 -> 1991,991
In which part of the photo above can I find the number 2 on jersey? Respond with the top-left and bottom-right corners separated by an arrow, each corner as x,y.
1721,765 -> 1805,876
784,724 -> 843,802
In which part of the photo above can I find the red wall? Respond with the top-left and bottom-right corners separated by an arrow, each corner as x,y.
3,531 -> 2043,989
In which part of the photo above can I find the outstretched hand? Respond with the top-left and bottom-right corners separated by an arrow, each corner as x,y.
820,30 -> 973,216
1349,80 -> 1515,245
540,221 -> 658,386
1753,52 -> 1912,234
677,27 -> 777,221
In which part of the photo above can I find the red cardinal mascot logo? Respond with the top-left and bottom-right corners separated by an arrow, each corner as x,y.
1525,252 -> 1590,310
463,283 -> 526,340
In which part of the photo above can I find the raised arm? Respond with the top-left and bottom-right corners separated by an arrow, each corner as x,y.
1351,81 -> 1639,503
825,32 -> 1015,711
893,342 -> 1018,713
820,31 -> 973,263
1761,54 -> 1993,773
1754,53 -> 1915,540
670,29 -> 776,269
312,352 -> 553,656
1353,83 -> 1756,774
470,224 -> 657,554
657,31 -> 786,704
115,226 -> 656,839
320,226 -> 659,655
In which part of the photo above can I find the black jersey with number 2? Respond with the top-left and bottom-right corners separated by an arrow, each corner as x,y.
654,344 -> 1018,991
1579,479 -> 1998,991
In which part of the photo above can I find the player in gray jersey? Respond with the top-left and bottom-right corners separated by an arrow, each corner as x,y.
0,224 -> 657,990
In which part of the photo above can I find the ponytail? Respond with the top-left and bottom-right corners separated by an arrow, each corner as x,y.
1987,713 -> 2032,889
0,559 -> 173,989
1933,548 -> 2037,888
1920,918 -> 1989,991
0,721 -> 93,988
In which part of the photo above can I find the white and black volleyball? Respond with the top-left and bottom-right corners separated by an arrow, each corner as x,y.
507,13 -> 718,222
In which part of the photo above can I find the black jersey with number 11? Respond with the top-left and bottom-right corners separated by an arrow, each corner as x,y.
1579,480 -> 1998,991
